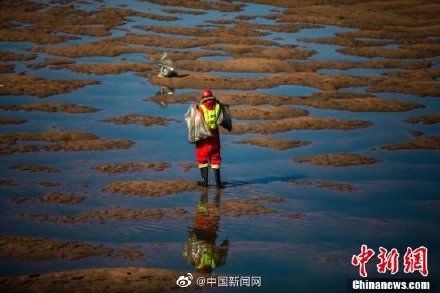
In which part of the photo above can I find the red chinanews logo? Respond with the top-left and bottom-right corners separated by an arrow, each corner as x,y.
351,245 -> 429,278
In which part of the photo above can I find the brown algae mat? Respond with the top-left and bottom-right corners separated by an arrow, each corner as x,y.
56,62 -> 154,75
29,207 -> 190,223
27,57 -> 75,69
149,0 -> 243,12
178,162 -> 198,172
101,114 -> 177,127
0,75 -> 99,98
1,2 -> 178,44
293,153 -> 381,167
0,51 -> 36,62
0,103 -> 99,113
379,136 -> 440,150
406,113 -> 440,124
0,64 -> 14,73
151,91 -> 422,113
289,180 -> 357,192
102,180 -> 199,197
9,164 -> 60,173
11,192 -> 86,205
149,71 -> 368,91
234,137 -> 311,151
0,235 -> 113,261
0,131 -> 134,156
94,162 -> 170,173
0,267 -> 189,293
232,106 -> 308,120
220,200 -> 276,217
230,116 -> 372,135
0,117 -> 26,125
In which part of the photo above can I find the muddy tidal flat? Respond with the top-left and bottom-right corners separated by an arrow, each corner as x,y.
1,0 -> 439,292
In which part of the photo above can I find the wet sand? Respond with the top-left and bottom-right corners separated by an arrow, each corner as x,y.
293,153 -> 380,167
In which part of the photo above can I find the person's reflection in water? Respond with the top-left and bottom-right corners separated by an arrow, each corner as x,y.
183,189 -> 229,274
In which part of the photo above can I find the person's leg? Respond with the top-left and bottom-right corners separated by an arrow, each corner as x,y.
196,142 -> 209,187
210,150 -> 224,189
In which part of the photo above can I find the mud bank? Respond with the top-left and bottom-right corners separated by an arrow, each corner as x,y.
103,180 -> 199,197
289,180 -> 357,192
0,235 -> 112,261
293,153 -> 380,167
0,267 -> 186,293
101,114 -> 177,127
29,207 -> 190,223
94,162 -> 170,173
0,103 -> 99,113
234,137 -> 310,151
406,113 -> 440,124
0,131 -> 134,155
0,75 -> 99,98
379,136 -> 440,150
230,116 -> 371,135
12,192 -> 85,205
9,164 -> 60,173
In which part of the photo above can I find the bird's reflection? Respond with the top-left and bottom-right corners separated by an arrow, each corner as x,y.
183,189 -> 229,274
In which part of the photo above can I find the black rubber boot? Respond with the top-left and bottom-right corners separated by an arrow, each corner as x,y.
213,168 -> 224,189
197,167 -> 209,187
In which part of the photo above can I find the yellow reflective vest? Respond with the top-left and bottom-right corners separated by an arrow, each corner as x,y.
200,103 -> 220,130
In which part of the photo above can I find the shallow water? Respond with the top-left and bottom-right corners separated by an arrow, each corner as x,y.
1,1 -> 439,292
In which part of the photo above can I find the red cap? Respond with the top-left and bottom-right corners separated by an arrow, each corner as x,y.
201,88 -> 213,98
